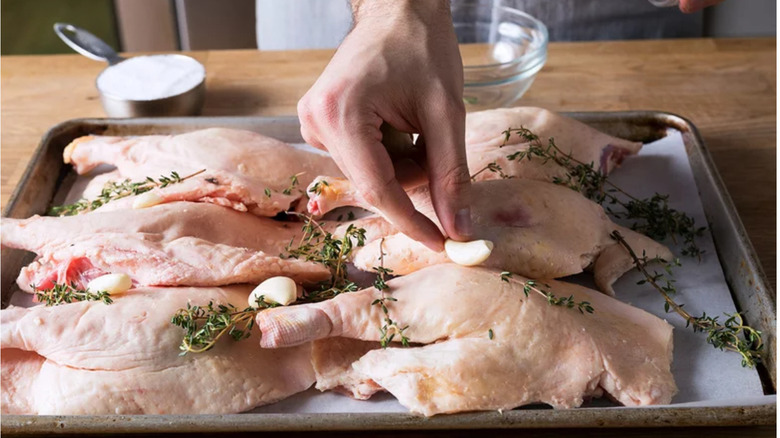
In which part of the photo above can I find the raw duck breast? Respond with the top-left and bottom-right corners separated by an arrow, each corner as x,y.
257,264 -> 677,416
309,177 -> 672,295
63,127 -> 343,216
465,107 -> 642,182
1,285 -> 315,414
1,202 -> 330,292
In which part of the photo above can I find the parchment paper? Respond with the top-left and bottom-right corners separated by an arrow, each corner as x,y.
16,129 -> 773,413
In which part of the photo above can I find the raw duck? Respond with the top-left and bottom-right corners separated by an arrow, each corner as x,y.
465,107 -> 642,182
256,264 -> 677,416
63,128 -> 342,216
308,177 -> 672,295
1,285 -> 315,414
1,202 -> 330,292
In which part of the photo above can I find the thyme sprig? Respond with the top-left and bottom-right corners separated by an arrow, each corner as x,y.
470,162 -> 512,180
49,169 -> 206,216
32,282 -> 113,306
283,214 -> 366,302
282,173 -> 303,195
500,272 -> 594,314
610,230 -> 763,368
170,297 -> 278,356
497,127 -> 705,257
371,239 -> 410,348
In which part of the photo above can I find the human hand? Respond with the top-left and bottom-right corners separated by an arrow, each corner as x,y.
679,0 -> 725,13
297,0 -> 471,252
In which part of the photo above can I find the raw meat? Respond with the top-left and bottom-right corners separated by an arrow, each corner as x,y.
1,202 -> 330,292
256,264 -> 677,416
310,337 -> 383,400
63,128 -> 343,216
1,285 -> 315,414
466,107 -> 642,182
309,177 -> 672,295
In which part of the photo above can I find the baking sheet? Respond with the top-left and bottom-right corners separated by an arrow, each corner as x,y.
11,128 -> 771,414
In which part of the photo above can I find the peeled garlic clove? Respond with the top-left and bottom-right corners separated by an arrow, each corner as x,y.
249,276 -> 300,308
87,273 -> 132,295
445,239 -> 494,266
132,191 -> 164,209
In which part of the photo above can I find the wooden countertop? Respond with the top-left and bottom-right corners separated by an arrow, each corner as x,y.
0,38 -> 775,436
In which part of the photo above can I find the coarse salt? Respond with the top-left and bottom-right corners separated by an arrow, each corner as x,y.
96,55 -> 205,101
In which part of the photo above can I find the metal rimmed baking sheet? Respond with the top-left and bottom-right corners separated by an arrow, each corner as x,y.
1,112 -> 775,433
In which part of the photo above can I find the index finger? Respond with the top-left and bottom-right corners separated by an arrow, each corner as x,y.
330,128 -> 445,252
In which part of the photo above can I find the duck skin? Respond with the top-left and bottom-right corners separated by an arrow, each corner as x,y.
256,264 -> 677,416
465,107 -> 642,182
63,127 -> 342,216
1,202 -> 330,292
1,285 -> 315,414
309,177 -> 671,295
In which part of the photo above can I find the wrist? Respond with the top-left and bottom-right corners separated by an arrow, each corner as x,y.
351,0 -> 451,24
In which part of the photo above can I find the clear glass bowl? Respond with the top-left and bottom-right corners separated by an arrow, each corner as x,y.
452,0 -> 548,110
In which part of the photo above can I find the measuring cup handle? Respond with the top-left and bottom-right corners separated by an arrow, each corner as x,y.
53,23 -> 124,65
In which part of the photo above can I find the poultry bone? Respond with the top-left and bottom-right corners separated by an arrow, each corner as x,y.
1,202 -> 330,292
310,177 -> 671,295
1,285 -> 315,414
466,107 -> 642,182
63,127 -> 342,216
256,264 -> 677,416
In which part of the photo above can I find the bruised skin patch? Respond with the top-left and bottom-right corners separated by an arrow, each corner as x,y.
490,206 -> 534,227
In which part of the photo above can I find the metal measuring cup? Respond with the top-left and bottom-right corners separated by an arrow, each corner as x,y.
54,23 -> 206,117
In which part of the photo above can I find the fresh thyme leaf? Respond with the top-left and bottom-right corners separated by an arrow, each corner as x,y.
170,297 -> 278,355
488,328 -> 494,340
48,169 -> 206,216
264,188 -> 272,198
611,230 -> 763,368
500,127 -> 705,258
32,282 -> 113,306
371,238 -> 410,348
309,180 -> 329,195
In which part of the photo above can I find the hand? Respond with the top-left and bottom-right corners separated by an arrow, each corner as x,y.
297,0 -> 472,252
679,0 -> 725,13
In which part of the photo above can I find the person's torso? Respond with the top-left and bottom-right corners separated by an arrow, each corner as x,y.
255,0 -> 702,50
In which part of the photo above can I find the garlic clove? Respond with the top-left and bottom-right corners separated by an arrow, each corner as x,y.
249,276 -> 300,308
445,239 -> 494,266
87,273 -> 132,295
132,191 -> 164,209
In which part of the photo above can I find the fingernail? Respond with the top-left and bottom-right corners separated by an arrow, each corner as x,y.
455,208 -> 473,238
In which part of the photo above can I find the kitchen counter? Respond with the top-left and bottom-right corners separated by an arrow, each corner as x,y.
0,37 -> 775,437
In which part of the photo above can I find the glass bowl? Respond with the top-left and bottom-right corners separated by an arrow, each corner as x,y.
452,1 -> 549,110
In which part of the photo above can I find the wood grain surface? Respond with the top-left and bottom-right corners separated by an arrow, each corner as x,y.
0,38 -> 776,437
